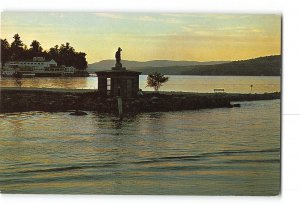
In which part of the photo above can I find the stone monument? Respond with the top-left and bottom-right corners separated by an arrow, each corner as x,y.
95,47 -> 141,98
112,47 -> 126,70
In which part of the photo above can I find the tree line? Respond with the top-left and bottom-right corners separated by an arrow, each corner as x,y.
1,34 -> 88,70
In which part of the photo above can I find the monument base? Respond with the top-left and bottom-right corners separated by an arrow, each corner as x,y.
112,67 -> 126,71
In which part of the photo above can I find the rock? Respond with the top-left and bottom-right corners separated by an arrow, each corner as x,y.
0,89 -> 279,114
233,104 -> 241,107
228,104 -> 234,108
106,98 -> 114,103
70,110 -> 88,116
150,96 -> 159,104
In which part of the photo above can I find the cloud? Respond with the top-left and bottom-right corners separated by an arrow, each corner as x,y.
138,16 -> 156,22
181,24 -> 266,38
137,15 -> 181,24
94,13 -> 181,24
161,13 -> 200,18
48,13 -> 64,18
161,13 -> 243,20
94,13 -> 124,19
165,18 -> 181,24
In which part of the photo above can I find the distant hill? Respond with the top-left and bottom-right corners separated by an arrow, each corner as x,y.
181,55 -> 282,76
88,55 -> 281,76
87,60 -> 227,74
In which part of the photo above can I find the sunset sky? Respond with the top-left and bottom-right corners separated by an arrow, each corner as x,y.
1,12 -> 281,63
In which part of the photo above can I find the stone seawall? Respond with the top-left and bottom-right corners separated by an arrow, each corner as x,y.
0,89 -> 280,114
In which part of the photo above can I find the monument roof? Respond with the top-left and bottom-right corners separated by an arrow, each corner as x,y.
95,69 -> 142,77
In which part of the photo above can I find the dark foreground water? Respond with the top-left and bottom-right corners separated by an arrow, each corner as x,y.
0,100 -> 280,195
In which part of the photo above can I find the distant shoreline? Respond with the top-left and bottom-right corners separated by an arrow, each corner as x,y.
0,86 -> 281,95
88,55 -> 281,76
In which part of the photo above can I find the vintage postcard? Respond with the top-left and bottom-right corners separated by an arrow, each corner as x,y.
0,12 -> 281,195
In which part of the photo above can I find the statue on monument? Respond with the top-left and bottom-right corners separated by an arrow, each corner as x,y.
115,47 -> 122,68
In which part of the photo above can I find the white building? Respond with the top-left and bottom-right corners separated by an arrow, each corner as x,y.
17,58 -> 58,73
1,67 -> 15,76
1,62 -> 19,76
1,57 -> 76,77
4,57 -> 57,70
63,66 -> 76,75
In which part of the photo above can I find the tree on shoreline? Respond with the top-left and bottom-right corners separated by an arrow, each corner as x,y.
10,34 -> 24,61
1,39 -> 11,66
1,34 -> 88,70
30,40 -> 43,54
146,72 -> 169,92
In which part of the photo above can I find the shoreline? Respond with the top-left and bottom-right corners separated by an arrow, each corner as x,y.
0,87 -> 280,114
0,86 -> 280,95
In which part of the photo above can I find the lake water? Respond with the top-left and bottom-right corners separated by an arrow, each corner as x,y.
0,75 -> 280,93
0,100 -> 280,195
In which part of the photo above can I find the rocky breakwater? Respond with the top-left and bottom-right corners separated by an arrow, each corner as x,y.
0,89 -> 280,114
127,93 -> 233,113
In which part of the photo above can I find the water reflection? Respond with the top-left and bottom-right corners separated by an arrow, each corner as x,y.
0,75 -> 280,93
112,120 -> 123,129
1,77 -> 95,89
0,100 -> 280,195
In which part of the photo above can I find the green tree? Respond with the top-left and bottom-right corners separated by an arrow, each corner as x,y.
55,42 -> 87,69
1,38 -> 11,67
22,44 -> 31,60
11,34 -> 23,48
146,72 -> 169,92
10,34 -> 24,60
26,40 -> 44,60
30,40 -> 43,53
1,35 -> 88,70
73,52 -> 88,70
59,42 -> 75,66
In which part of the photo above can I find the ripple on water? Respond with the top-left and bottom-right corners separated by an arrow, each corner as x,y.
0,100 -> 280,195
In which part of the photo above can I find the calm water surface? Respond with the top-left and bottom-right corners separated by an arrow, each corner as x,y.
0,75 -> 280,93
0,100 -> 280,195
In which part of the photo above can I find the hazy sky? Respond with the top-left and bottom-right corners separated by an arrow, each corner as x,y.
1,12 -> 281,63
